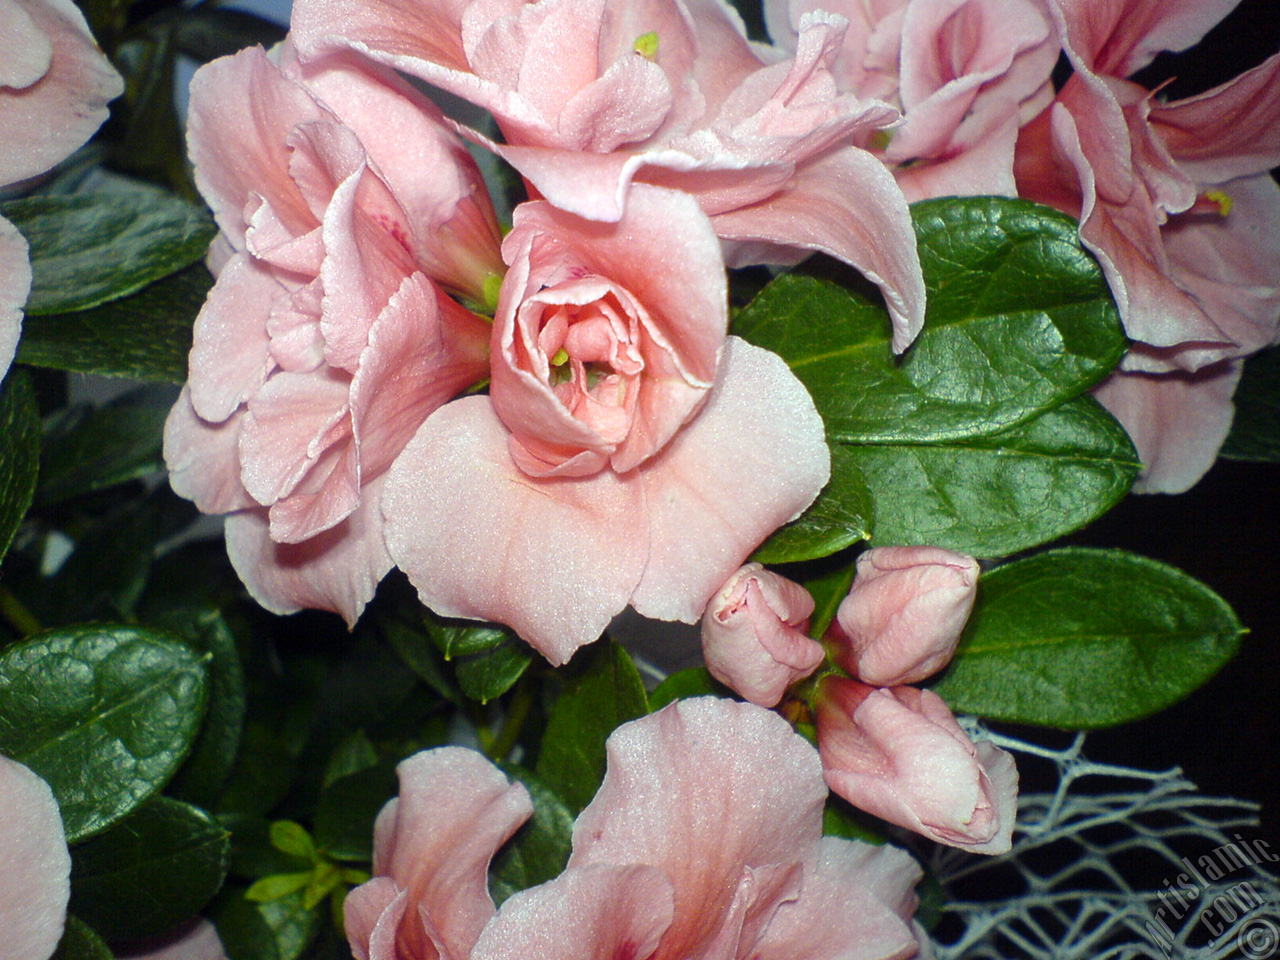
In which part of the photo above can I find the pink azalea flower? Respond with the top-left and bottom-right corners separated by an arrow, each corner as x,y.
1013,0 -> 1280,491
1,0 -> 122,378
0,754 -> 71,960
831,546 -> 978,687
290,0 -> 926,351
765,0 -> 1058,201
164,42 -> 502,624
816,676 -> 1018,854
382,185 -> 829,665
346,697 -> 929,960
700,563 -> 824,708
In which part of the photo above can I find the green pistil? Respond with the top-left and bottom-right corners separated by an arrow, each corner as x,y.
482,272 -> 504,314
869,129 -> 893,151
634,31 -> 659,60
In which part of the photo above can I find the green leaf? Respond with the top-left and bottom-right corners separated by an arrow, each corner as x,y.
313,763 -> 398,862
454,636 -> 533,703
69,797 -> 231,942
172,6 -> 288,61
647,667 -> 727,712
800,553 -> 859,640
38,386 -> 172,506
245,872 -> 314,904
211,885 -> 321,960
51,916 -> 114,960
822,799 -> 887,844
931,547 -> 1247,728
489,767 -> 574,906
3,186 -> 214,315
159,609 -> 247,809
734,198 -> 1126,444
535,641 -> 648,814
1221,346 -> 1280,462
322,730 -> 379,790
270,821 -> 316,862
378,599 -> 462,704
851,395 -> 1140,556
215,723 -> 298,819
0,370 -> 40,563
752,444 -> 872,564
17,262 -> 211,382
0,624 -> 208,842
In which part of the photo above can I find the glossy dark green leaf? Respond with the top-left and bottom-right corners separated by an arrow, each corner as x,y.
16,262 -> 210,382
51,916 -> 113,960
851,396 -> 1140,556
160,610 -> 247,809
454,636 -> 533,704
800,553 -> 859,640
1221,346 -> 1280,462
535,641 -> 648,814
931,548 -> 1246,728
734,198 -> 1125,444
38,386 -> 172,506
822,799 -> 887,844
752,444 -> 872,564
69,797 -> 231,942
0,625 -> 208,841
215,723 -> 299,819
3,186 -> 213,315
378,603 -> 462,705
0,370 -> 40,563
490,767 -> 574,905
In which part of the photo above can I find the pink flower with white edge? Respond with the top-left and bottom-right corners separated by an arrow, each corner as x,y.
290,0 -> 926,352
0,753 -> 70,960
816,676 -> 1017,854
1013,0 -> 1280,492
1,0 -> 122,378
383,185 -> 829,665
700,563 -> 824,708
833,546 -> 978,687
346,697 -> 930,960
164,42 -> 502,625
765,0 -> 1057,202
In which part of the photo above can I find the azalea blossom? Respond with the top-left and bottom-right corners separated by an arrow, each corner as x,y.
764,0 -> 1058,201
1013,0 -> 1280,491
290,0 -> 927,350
0,753 -> 70,960
164,42 -> 500,624
816,677 -> 1018,854
700,563 -> 824,707
346,697 -> 929,960
0,0 -> 123,378
383,185 -> 829,664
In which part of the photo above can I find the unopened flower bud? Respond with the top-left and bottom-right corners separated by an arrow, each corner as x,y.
701,563 -> 823,707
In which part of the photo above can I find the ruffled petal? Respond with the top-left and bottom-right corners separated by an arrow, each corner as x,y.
0,754 -> 70,960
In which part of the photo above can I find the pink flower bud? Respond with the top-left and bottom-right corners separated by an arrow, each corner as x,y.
833,546 -> 978,686
701,564 -> 824,707
815,676 -> 1017,854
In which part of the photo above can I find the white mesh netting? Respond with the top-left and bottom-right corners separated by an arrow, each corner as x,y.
918,722 -> 1280,960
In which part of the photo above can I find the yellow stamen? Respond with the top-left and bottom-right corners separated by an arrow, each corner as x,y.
1204,189 -> 1234,217
551,348 -> 570,366
869,129 -> 894,152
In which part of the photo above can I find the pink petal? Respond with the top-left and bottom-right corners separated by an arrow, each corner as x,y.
186,253 -> 283,424
0,0 -> 53,89
162,387 -> 256,515
344,877 -> 403,960
752,837 -> 923,960
471,864 -> 674,960
0,0 -> 121,185
377,748 -> 533,960
570,698 -> 826,960
381,395 -> 648,665
1,214 -> 31,377
1093,360 -> 1243,494
224,475 -> 393,627
0,754 -> 70,960
1049,0 -> 1241,78
186,46 -> 324,251
710,148 -> 925,352
1152,53 -> 1280,181
629,337 -> 830,624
